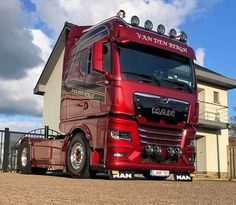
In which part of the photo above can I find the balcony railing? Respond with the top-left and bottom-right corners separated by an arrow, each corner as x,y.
198,100 -> 228,124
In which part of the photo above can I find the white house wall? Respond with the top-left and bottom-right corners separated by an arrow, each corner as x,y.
43,49 -> 64,132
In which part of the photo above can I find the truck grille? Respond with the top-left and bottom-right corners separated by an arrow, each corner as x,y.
138,126 -> 183,147
134,92 -> 189,125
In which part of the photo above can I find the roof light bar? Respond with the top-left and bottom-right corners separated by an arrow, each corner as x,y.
180,31 -> 187,43
157,24 -> 165,35
144,20 -> 153,31
117,10 -> 126,18
131,15 -> 140,27
169,28 -> 177,39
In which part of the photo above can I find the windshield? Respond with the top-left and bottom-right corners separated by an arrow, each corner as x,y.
118,42 -> 195,93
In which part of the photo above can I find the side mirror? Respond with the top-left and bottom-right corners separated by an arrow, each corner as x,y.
92,41 -> 104,73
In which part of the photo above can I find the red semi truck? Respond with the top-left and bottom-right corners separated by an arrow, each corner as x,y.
17,11 -> 198,180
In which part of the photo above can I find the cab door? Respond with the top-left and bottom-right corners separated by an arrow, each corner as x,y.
84,42 -> 111,117
63,49 -> 89,120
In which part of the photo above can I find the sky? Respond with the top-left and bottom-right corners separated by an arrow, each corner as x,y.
0,0 -> 235,132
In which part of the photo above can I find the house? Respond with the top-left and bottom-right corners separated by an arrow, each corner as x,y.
34,22 -> 236,178
195,64 -> 236,178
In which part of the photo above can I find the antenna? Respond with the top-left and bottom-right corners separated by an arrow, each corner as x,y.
166,19 -> 169,31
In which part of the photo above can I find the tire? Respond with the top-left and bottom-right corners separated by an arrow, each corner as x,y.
17,141 -> 32,174
66,133 -> 90,178
143,171 -> 168,180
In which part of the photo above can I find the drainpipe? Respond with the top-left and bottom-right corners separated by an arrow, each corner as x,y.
216,129 -> 221,178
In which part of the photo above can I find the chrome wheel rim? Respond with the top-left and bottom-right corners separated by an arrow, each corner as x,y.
21,147 -> 28,167
70,142 -> 85,170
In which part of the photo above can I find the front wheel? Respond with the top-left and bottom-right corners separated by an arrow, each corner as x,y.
66,133 -> 90,178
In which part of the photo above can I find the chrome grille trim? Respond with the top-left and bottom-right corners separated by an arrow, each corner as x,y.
134,92 -> 189,105
138,126 -> 183,147
138,128 -> 182,137
139,134 -> 182,142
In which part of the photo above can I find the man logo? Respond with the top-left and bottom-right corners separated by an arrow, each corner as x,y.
160,98 -> 169,104
110,170 -> 134,180
174,173 -> 192,182
152,107 -> 175,117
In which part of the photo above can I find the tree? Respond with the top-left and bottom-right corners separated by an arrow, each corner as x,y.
229,107 -> 236,137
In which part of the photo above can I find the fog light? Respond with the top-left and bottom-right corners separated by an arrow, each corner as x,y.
167,147 -> 175,157
157,24 -> 165,35
153,146 -> 162,155
175,147 -> 183,156
144,20 -> 153,31
131,15 -> 140,27
145,145 -> 154,155
169,28 -> 177,39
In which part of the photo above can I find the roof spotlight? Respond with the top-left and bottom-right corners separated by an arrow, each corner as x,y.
169,28 -> 177,39
180,31 -> 187,43
144,20 -> 153,31
117,10 -> 126,18
131,15 -> 140,27
157,24 -> 165,35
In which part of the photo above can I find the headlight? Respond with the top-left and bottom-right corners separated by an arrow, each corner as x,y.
169,28 -> 177,39
157,24 -> 165,35
131,15 -> 140,27
180,31 -> 187,43
110,130 -> 131,141
144,20 -> 153,31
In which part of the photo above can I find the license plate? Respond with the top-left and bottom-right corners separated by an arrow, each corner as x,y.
150,170 -> 170,177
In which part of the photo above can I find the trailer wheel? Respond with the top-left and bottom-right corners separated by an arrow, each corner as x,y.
66,133 -> 90,178
17,141 -> 32,174
143,171 -> 168,180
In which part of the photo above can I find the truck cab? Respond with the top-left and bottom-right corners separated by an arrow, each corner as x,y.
18,13 -> 198,180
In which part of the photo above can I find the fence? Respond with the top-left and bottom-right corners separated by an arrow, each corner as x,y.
0,127 -> 62,173
198,100 -> 228,123
228,146 -> 236,179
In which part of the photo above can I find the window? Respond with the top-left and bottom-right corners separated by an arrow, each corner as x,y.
67,49 -> 89,80
103,43 -> 111,72
118,42 -> 195,93
213,91 -> 219,104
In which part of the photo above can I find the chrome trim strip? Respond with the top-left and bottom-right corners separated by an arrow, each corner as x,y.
138,128 -> 182,137
139,134 -> 182,142
140,140 -> 181,147
134,92 -> 189,105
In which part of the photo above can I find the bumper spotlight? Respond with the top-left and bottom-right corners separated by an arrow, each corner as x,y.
167,147 -> 175,157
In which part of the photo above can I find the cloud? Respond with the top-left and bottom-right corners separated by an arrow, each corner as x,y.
0,115 -> 42,132
0,1 -> 43,80
0,29 -> 51,117
195,47 -> 205,66
32,0 -> 198,34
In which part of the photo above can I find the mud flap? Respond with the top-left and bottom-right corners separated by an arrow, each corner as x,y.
109,170 -> 134,180
174,173 -> 193,182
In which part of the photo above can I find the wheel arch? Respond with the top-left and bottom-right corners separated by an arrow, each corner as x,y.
69,124 -> 93,147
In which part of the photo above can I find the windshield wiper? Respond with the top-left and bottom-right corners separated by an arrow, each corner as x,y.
122,71 -> 161,86
162,78 -> 193,93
